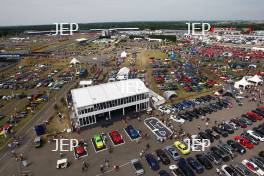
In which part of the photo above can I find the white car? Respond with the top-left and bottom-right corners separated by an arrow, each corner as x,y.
246,130 -> 264,142
158,106 -> 171,114
169,115 -> 185,124
242,159 -> 264,176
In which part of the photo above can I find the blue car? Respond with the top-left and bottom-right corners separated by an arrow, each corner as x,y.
126,125 -> 140,139
159,170 -> 170,176
186,157 -> 204,174
178,158 -> 196,176
145,154 -> 160,171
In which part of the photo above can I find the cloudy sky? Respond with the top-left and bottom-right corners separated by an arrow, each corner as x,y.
0,0 -> 263,26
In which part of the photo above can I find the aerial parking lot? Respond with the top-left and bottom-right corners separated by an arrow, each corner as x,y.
0,20 -> 264,176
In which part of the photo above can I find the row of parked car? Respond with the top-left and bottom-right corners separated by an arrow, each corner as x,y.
220,154 -> 264,176
159,95 -> 219,115
131,106 -> 264,176
170,99 -> 230,124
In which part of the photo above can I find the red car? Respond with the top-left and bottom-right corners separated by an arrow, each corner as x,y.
259,106 -> 264,110
233,136 -> 254,149
109,130 -> 123,144
246,112 -> 263,121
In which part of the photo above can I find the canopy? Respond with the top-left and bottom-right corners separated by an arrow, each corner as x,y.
247,75 -> 263,84
120,51 -> 127,58
234,77 -> 252,89
163,91 -> 177,100
70,58 -> 80,65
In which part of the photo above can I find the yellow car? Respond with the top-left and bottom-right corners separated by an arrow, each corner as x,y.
174,140 -> 190,155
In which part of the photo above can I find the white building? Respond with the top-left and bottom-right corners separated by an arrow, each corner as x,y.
71,79 -> 150,127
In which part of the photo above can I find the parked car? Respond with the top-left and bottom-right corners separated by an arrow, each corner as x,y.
178,158 -> 196,176
246,112 -> 263,121
227,140 -> 246,154
205,129 -> 220,140
204,151 -> 222,165
233,136 -> 254,149
195,154 -> 213,170
231,118 -> 247,128
156,149 -> 170,165
212,126 -> 228,137
109,130 -> 123,144
242,159 -> 264,176
126,125 -> 140,139
164,146 -> 180,161
239,116 -> 253,126
169,164 -> 184,176
235,163 -> 254,176
250,157 -> 264,170
93,134 -> 104,149
218,143 -> 236,158
241,132 -> 259,145
221,164 -> 240,176
186,157 -> 204,174
211,146 -> 230,162
221,123 -> 234,134
174,141 -> 190,155
145,154 -> 160,171
131,159 -> 144,175
158,170 -> 171,176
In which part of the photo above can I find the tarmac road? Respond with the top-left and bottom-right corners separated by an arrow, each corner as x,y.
0,81 -> 77,175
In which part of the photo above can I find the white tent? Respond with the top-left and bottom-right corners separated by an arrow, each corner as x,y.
247,75 -> 263,85
163,91 -> 177,100
120,51 -> 127,58
70,58 -> 80,65
116,67 -> 130,80
234,77 -> 252,89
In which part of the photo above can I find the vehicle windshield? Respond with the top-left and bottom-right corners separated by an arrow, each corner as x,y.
134,162 -> 143,170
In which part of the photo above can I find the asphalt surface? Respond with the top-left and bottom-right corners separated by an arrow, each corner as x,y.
0,90 -> 263,176
0,82 -> 77,175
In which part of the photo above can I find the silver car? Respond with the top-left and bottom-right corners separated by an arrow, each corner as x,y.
164,146 -> 180,161
131,159 -> 144,175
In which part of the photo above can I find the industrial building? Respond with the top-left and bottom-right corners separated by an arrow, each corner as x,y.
71,79 -> 150,128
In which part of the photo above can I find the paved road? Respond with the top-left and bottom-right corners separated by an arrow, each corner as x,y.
0,81 -> 76,175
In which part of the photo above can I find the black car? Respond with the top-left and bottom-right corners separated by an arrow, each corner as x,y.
156,149 -> 170,165
212,126 -> 228,137
221,123 -> 234,134
193,108 -> 204,116
179,113 -> 193,121
210,146 -> 230,162
198,132 -> 214,142
250,157 -> 264,170
205,129 -> 220,140
178,158 -> 196,176
159,170 -> 170,176
204,151 -> 222,165
253,124 -> 264,135
259,151 -> 264,158
242,114 -> 257,122
186,157 -> 204,174
195,154 -> 213,170
227,140 -> 246,154
239,116 -> 253,126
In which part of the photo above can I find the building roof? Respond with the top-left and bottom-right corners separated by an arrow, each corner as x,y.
71,79 -> 149,108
